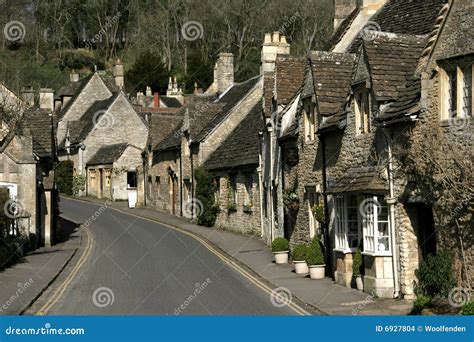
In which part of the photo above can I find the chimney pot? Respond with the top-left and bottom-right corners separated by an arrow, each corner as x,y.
113,59 -> 124,88
70,70 -> 80,83
154,92 -> 160,108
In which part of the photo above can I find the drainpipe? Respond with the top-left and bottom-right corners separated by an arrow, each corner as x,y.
258,132 -> 265,237
268,125 -> 274,242
384,128 -> 400,298
190,141 -> 194,219
320,134 -> 332,275
179,147 -> 183,217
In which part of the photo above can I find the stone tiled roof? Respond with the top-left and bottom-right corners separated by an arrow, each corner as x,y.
203,101 -> 262,170
346,0 -> 447,53
274,57 -> 307,106
160,96 -> 182,108
193,76 -> 261,142
327,165 -> 388,194
87,142 -> 129,166
309,51 -> 355,132
20,108 -> 56,158
263,74 -> 274,118
364,32 -> 427,102
148,112 -> 184,150
377,77 -> 421,123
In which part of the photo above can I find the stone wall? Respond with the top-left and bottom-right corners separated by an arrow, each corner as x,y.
214,171 -> 261,236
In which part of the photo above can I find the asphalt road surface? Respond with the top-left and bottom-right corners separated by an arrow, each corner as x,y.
41,198 -> 299,315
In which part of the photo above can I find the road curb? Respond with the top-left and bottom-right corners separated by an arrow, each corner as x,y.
18,218 -> 82,315
61,196 -> 326,315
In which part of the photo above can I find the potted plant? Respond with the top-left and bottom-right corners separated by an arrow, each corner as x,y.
292,243 -> 309,274
271,237 -> 289,264
283,189 -> 299,211
352,247 -> 364,290
311,204 -> 325,223
306,236 -> 326,279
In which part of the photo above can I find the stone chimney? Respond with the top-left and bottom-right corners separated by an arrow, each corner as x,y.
113,59 -> 124,89
214,53 -> 234,93
70,70 -> 80,83
260,32 -> 290,74
333,0 -> 386,29
39,88 -> 54,111
21,86 -> 35,107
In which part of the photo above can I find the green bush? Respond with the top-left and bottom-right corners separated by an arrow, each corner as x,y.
306,236 -> 325,265
292,243 -> 308,261
411,295 -> 432,315
460,301 -> 474,315
194,167 -> 219,227
0,235 -> 28,271
352,247 -> 363,277
55,161 -> 74,195
272,237 -> 289,252
73,174 -> 86,196
414,251 -> 456,298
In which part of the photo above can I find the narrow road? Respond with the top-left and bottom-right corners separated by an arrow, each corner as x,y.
39,198 -> 299,315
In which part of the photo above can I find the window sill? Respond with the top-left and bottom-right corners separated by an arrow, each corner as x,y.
439,118 -> 470,128
362,251 -> 392,257
333,248 -> 356,254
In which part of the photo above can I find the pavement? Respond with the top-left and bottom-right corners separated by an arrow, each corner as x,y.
0,218 -> 81,315
85,197 -> 413,316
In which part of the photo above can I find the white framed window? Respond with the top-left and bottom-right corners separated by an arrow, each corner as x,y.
306,187 -> 319,239
354,90 -> 370,135
334,194 -> 391,256
440,63 -> 473,120
244,173 -> 253,207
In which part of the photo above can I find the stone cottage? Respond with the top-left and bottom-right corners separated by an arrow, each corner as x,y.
1,94 -> 57,247
56,63 -> 148,200
146,52 -> 264,235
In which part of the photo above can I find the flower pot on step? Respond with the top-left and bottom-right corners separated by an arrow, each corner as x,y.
273,251 -> 289,264
309,265 -> 325,279
293,260 -> 309,274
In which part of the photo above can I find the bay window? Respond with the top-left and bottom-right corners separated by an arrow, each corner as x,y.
334,194 -> 391,255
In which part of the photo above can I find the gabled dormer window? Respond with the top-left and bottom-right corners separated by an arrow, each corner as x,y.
440,63 -> 473,120
354,89 -> 370,135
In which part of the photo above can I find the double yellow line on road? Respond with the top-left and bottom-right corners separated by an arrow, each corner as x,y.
36,226 -> 94,315
108,206 -> 311,316
46,197 -> 311,316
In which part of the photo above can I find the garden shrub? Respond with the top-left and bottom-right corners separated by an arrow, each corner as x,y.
414,251 -> 456,298
460,301 -> 474,315
411,295 -> 432,315
194,167 -> 219,227
271,237 -> 289,252
55,160 -> 74,195
73,174 -> 86,196
352,247 -> 363,277
306,236 -> 325,266
292,243 -> 308,261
